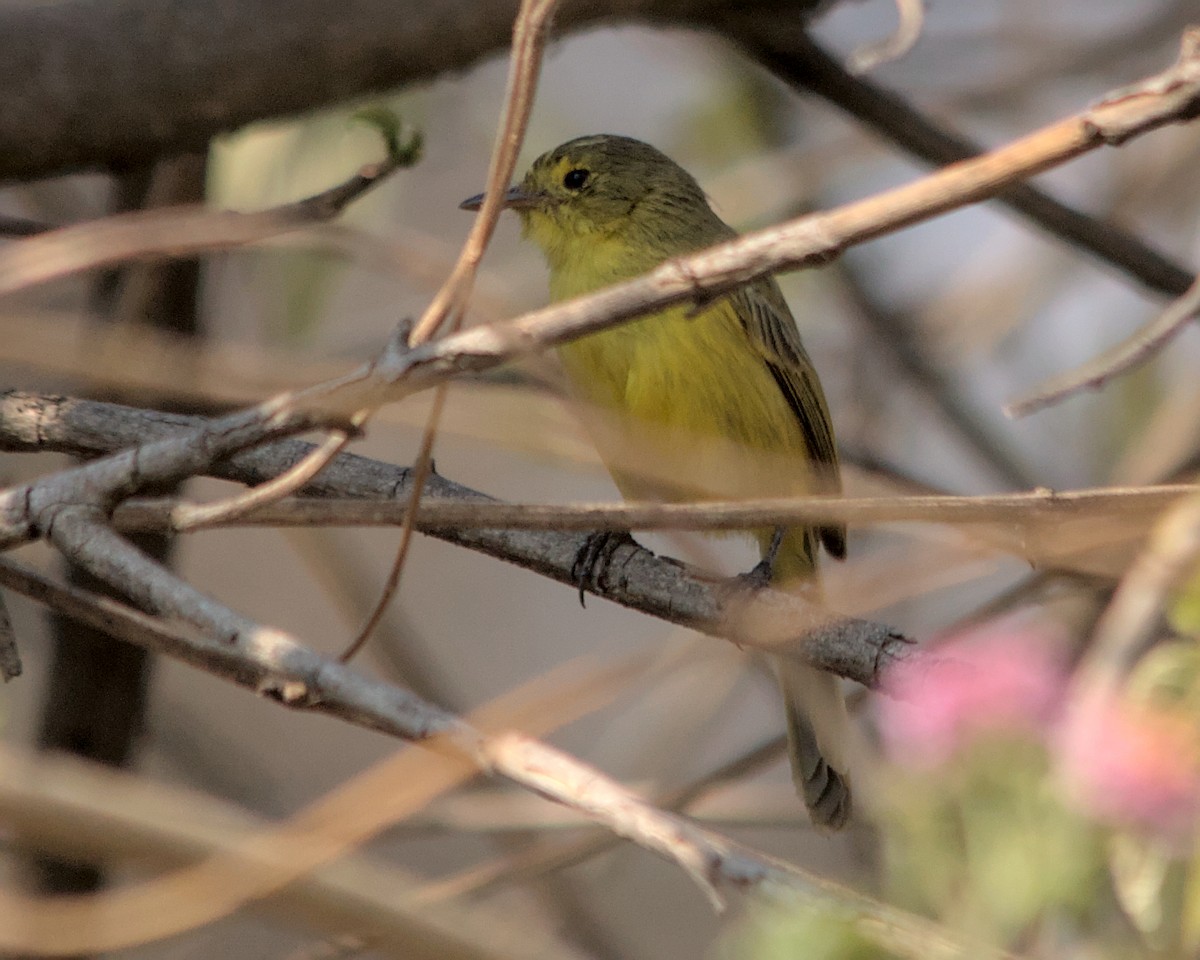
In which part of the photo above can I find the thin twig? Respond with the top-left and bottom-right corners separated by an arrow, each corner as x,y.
340,385 -> 446,662
113,485 -> 1195,534
0,132 -> 418,298
350,0 -> 561,661
1006,271 -> 1200,418
409,0 -> 559,347
846,0 -> 925,74
171,428 -> 355,531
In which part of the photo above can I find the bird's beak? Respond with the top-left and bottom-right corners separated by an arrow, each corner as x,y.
459,185 -> 544,212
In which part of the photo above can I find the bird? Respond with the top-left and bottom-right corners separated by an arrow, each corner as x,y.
461,134 -> 850,828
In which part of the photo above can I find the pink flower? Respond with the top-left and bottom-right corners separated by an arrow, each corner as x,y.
1057,696 -> 1200,846
879,626 -> 1067,768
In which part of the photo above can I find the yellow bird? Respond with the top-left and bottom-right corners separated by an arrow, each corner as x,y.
462,134 -> 850,828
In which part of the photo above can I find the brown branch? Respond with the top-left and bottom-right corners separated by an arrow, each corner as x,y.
0,745 -> 581,960
0,136 -> 417,298
0,554 -> 963,960
0,390 -> 908,688
384,32 -> 1200,397
110,484 -> 1197,534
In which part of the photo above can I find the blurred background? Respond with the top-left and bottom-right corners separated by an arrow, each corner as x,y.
0,0 -> 1198,957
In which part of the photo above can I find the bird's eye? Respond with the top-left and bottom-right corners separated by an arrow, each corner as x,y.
562,168 -> 590,190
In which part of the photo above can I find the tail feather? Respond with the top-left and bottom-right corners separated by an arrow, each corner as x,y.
777,636 -> 852,830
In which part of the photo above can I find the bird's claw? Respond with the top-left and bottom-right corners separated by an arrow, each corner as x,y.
571,531 -> 637,607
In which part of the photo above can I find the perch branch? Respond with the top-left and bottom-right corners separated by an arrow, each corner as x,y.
0,390 -> 909,687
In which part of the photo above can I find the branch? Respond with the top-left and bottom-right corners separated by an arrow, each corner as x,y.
0,0 -> 823,181
1006,270 -> 1200,417
0,744 -> 579,960
0,555 -> 964,960
728,26 -> 1198,300
0,390 -> 908,687
0,137 -> 418,297
384,32 -> 1200,396
2,35 -> 1198,693
107,484 -> 1196,535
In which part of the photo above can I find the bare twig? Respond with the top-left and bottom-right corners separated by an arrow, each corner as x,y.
845,0 -> 925,74
349,0 -> 561,660
340,385 -> 445,662
171,428 -> 356,531
112,484 -> 1196,534
409,0 -> 558,346
0,135 -> 418,298
1006,271 -> 1200,418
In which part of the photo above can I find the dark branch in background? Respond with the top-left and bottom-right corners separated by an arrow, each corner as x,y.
723,23 -> 1197,300
27,153 -> 208,908
0,0 -> 1190,325
0,391 -> 909,688
834,267 -> 1038,488
0,0 -> 823,182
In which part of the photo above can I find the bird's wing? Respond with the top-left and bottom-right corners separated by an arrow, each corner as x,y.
732,278 -> 846,559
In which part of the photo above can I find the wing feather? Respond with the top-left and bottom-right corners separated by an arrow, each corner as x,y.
732,279 -> 846,559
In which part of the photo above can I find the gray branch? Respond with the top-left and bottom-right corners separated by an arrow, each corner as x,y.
0,0 -> 820,182
0,390 -> 909,688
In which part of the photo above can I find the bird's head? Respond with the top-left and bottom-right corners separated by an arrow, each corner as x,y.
461,134 -> 717,269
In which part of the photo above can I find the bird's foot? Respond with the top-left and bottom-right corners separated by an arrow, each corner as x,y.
733,527 -> 785,592
571,530 -> 638,607
734,557 -> 775,592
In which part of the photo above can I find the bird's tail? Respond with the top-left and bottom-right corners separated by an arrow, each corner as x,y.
778,659 -> 852,829
765,526 -> 852,830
